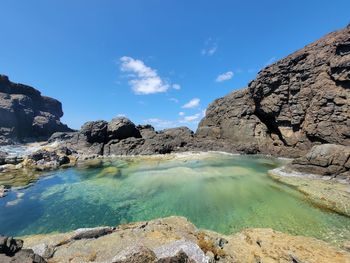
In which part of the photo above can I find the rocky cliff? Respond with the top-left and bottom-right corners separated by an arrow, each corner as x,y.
197,24 -> 350,157
0,75 -> 72,145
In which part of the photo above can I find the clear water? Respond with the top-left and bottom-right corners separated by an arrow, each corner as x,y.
0,152 -> 349,245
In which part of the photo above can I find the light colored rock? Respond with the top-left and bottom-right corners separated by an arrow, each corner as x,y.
112,244 -> 157,263
154,239 -> 209,263
21,216 -> 350,263
31,243 -> 55,259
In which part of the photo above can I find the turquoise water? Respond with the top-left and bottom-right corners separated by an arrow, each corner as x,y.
0,152 -> 349,244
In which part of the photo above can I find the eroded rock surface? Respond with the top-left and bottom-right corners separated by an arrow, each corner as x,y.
49,117 -> 195,156
0,236 -> 46,263
288,144 -> 350,179
197,24 -> 350,157
21,216 -> 350,263
0,75 -> 72,145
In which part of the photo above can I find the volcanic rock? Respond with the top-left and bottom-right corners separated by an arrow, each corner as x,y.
288,144 -> 350,179
196,24 -> 350,157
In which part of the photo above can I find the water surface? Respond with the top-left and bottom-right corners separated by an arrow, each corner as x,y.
0,152 -> 349,245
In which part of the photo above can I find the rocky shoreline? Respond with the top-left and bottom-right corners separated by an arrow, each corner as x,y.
0,23 -> 349,263
0,216 -> 347,263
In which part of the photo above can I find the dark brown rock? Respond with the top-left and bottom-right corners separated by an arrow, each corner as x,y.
196,24 -> 350,157
0,75 -> 72,145
107,117 -> 141,141
288,144 -> 350,179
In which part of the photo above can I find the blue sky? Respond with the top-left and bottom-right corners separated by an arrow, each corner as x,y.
1,1 -> 349,131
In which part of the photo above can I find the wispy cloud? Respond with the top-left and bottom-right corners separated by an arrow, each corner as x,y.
182,113 -> 201,122
172,84 -> 181,90
182,98 -> 200,109
120,56 -> 169,95
201,38 -> 218,56
216,71 -> 234,82
169,98 -> 179,103
143,118 -> 176,129
179,111 -> 185,116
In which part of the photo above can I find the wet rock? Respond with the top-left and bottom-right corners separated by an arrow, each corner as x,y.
71,226 -> 114,240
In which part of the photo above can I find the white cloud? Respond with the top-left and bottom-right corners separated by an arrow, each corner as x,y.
183,113 -> 201,122
172,84 -> 181,90
143,118 -> 177,129
116,113 -> 126,117
120,56 -> 169,95
179,111 -> 185,116
169,98 -> 179,103
182,98 -> 200,109
201,38 -> 218,56
216,71 -> 234,82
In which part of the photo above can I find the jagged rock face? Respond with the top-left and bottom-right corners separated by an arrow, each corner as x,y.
0,75 -> 71,145
51,117 -> 195,156
197,24 -> 350,157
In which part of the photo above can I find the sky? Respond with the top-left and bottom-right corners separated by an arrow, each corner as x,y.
0,1 -> 349,131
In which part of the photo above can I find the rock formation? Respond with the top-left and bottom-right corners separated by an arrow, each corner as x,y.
197,24 -> 350,157
287,144 -> 350,179
0,235 -> 46,263
49,117 -> 195,156
0,75 -> 72,145
21,216 -> 350,263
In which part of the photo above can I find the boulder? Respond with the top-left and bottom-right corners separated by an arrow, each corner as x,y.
107,117 -> 141,140
0,236 -> 23,256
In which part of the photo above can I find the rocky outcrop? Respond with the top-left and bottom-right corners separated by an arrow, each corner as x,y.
287,144 -> 350,179
49,117 -> 195,156
197,24 -> 350,157
0,236 -> 46,263
0,75 -> 72,145
22,216 -> 350,263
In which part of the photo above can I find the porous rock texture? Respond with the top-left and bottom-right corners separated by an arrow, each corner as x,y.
0,75 -> 71,145
21,216 -> 350,263
50,118 -> 195,156
197,24 -> 350,157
